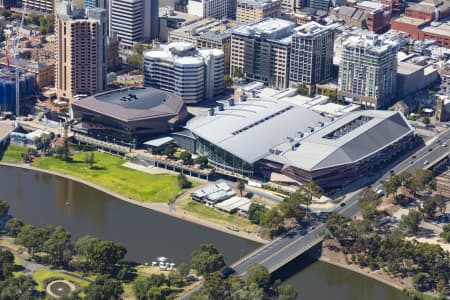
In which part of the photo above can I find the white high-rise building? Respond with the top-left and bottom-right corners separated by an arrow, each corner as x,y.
187,0 -> 235,19
143,42 -> 224,103
110,0 -> 159,48
338,35 -> 398,109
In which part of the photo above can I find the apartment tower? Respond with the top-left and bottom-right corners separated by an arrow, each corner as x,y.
55,1 -> 107,101
289,22 -> 335,92
187,0 -> 236,19
338,35 -> 397,109
236,0 -> 281,23
230,18 -> 296,89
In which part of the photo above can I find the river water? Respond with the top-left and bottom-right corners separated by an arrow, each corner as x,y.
0,166 -> 408,300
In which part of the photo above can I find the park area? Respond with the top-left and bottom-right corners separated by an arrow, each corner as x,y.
32,152 -> 182,203
1,145 -> 27,164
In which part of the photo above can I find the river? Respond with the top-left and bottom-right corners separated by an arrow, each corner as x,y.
0,166 -> 408,300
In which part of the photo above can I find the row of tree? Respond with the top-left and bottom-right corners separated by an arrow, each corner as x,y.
247,183 -> 321,238
326,208 -> 450,293
1,200 -> 127,273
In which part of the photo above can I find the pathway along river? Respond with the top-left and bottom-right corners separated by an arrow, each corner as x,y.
0,166 -> 408,300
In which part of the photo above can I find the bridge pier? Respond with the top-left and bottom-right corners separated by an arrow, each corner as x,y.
270,242 -> 323,281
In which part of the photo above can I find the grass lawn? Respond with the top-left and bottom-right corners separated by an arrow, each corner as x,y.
33,152 -> 185,203
1,145 -> 27,163
177,196 -> 257,233
122,283 -> 135,300
33,269 -> 90,291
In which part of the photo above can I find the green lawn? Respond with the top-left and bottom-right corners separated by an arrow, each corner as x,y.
33,152 -> 184,203
177,196 -> 256,233
1,144 -> 27,163
33,269 -> 90,291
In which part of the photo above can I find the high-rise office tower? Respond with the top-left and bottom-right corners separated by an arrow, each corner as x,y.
231,18 -> 296,89
289,22 -> 335,92
236,0 -> 281,23
22,0 -> 54,14
187,0 -> 236,19
55,1 -> 107,101
110,0 -> 159,48
308,0 -> 329,11
338,35 -> 397,109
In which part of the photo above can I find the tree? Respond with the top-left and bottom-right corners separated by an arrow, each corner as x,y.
0,200 -> 9,218
440,224 -> 450,243
224,75 -> 233,88
26,12 -> 40,25
204,272 -> 227,300
413,272 -> 432,292
190,244 -> 225,276
5,218 -> 24,237
358,189 -> 380,222
421,197 -> 438,219
383,175 -> 401,201
0,276 -> 37,299
195,156 -> 208,169
127,53 -> 143,69
38,16 -> 54,34
43,226 -> 72,266
411,169 -> 433,192
400,209 -> 422,234
63,135 -> 70,162
299,182 -> 321,220
323,90 -> 337,102
41,133 -> 51,154
260,208 -> 284,230
247,264 -> 270,292
163,146 -> 175,158
179,151 -> 192,165
16,225 -> 52,258
277,284 -> 298,300
90,241 -> 127,273
232,67 -> 243,79
0,249 -> 14,280
431,194 -> 446,214
296,83 -> 308,96
84,152 -> 95,169
84,276 -> 124,300
178,262 -> 190,278
423,117 -> 430,125
178,174 -> 192,189
237,181 -> 245,197
248,203 -> 268,225
75,236 -> 99,259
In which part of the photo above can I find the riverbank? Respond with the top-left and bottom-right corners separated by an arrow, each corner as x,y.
0,162 -> 267,244
320,239 -> 440,299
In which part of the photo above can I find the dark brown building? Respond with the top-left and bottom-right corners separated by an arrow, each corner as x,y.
72,87 -> 189,147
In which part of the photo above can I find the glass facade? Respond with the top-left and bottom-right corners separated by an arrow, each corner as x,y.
195,136 -> 254,176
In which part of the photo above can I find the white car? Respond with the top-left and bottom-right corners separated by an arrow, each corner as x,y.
424,160 -> 429,165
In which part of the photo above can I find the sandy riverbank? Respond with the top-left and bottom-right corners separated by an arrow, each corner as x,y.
320,239 -> 441,299
320,240 -> 411,291
0,162 -> 268,244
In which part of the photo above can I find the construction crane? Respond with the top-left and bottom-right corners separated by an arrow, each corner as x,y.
6,3 -> 27,117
